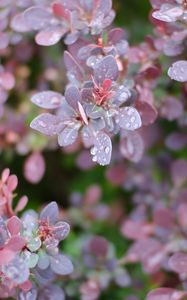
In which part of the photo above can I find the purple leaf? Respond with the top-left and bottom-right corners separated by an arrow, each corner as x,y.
58,125 -> 79,147
164,39 -> 184,57
31,91 -> 64,109
153,208 -> 175,229
165,132 -> 187,151
117,107 -> 142,130
64,51 -> 84,82
64,31 -> 80,45
91,132 -> 112,166
116,40 -> 129,56
160,96 -> 183,121
53,221 -> 70,241
0,32 -> 9,49
94,55 -> 119,84
171,159 -> 187,186
89,236 -> 108,257
96,0 -> 112,16
57,0 -> 78,10
78,45 -> 95,60
34,266 -> 55,286
38,251 -> 50,270
50,254 -> 74,275
150,0 -> 175,9
146,288 -> 187,300
168,60 -> 187,82
30,113 -> 62,136
18,288 -> 38,300
120,131 -> 144,162
38,284 -> 65,300
169,253 -> 187,274
81,88 -> 94,103
35,29 -> 65,46
40,202 -> 59,225
2,256 -> 29,284
152,4 -> 183,22
65,85 -> 81,110
23,7 -> 51,30
135,101 -> 157,125
126,238 -> 162,264
11,13 -> 30,32
108,28 -> 126,44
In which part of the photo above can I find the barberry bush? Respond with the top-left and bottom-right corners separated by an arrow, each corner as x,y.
0,0 -> 187,299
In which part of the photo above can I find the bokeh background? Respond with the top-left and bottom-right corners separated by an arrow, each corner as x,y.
0,1 -> 169,299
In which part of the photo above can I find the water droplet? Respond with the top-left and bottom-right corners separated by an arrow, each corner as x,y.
92,155 -> 97,162
51,97 -> 60,105
105,146 -> 110,154
119,90 -> 131,102
39,121 -> 47,128
36,98 -> 42,104
91,146 -> 97,155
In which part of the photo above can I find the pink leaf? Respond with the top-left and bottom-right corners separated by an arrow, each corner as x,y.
7,175 -> 18,192
24,152 -> 45,184
19,280 -> 32,292
1,168 -> 10,183
146,288 -> 187,300
15,196 -> 28,213
78,102 -> 88,125
7,236 -> 26,252
0,72 -> 15,90
52,2 -> 70,20
0,249 -> 15,265
7,216 -> 22,235
121,220 -> 153,240
153,208 -> 175,229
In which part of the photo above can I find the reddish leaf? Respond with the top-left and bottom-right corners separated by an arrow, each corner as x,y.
7,236 -> 26,252
7,216 -> 22,235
